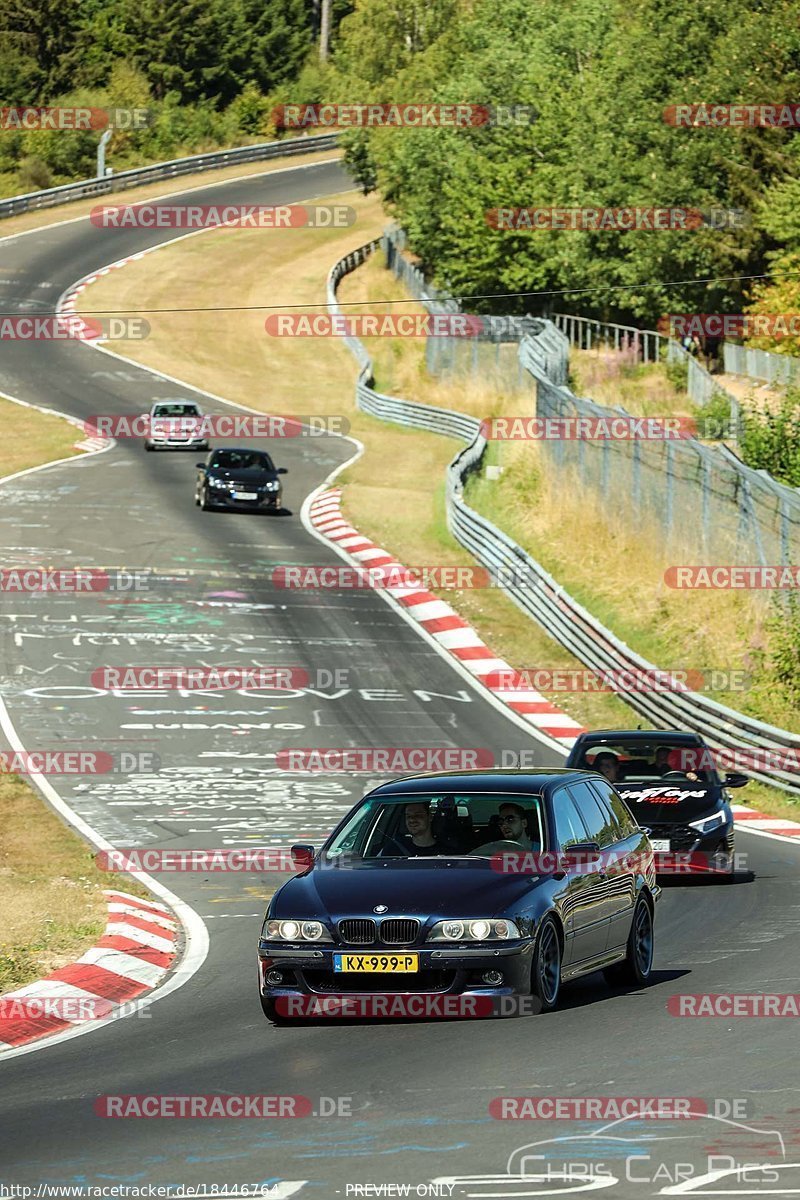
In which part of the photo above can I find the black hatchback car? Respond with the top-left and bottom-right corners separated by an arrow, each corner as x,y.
565,730 -> 749,875
195,447 -> 287,512
257,769 -> 660,1022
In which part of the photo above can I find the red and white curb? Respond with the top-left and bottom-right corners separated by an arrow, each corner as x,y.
309,487 -> 586,745
0,889 -> 178,1051
730,803 -> 800,840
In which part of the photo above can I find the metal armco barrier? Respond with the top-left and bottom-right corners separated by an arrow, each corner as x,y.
0,133 -> 338,219
328,236 -> 800,795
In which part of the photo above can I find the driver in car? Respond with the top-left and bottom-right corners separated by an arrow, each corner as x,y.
655,745 -> 700,781
381,802 -> 445,856
497,803 -> 536,850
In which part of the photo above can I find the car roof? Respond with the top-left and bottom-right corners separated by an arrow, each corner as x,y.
573,729 -> 705,746
368,769 -> 597,798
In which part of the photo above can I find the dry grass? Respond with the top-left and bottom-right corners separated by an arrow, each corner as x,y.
0,148 -> 341,241
570,347 -> 690,417
0,393 -> 81,476
0,775 -> 149,993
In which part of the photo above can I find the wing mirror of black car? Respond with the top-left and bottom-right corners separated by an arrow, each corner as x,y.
195,462 -> 206,469
724,772 -> 749,788
277,467 -> 288,475
290,844 -> 315,870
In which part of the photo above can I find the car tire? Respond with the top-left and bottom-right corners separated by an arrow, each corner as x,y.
604,895 -> 654,988
144,442 -> 153,451
200,488 -> 213,512
711,839 -> 736,879
531,915 -> 562,1013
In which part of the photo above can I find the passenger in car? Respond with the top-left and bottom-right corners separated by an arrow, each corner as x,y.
591,751 -> 620,783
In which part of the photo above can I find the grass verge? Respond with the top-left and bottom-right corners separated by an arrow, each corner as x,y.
0,392 -> 83,476
0,775 -> 150,993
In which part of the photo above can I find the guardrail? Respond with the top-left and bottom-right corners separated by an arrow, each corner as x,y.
723,341 -> 800,388
0,133 -> 339,220
328,237 -> 800,795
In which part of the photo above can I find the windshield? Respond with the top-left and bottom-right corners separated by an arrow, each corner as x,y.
577,739 -> 720,785
152,404 -> 200,418
324,792 -> 546,861
210,450 -> 274,471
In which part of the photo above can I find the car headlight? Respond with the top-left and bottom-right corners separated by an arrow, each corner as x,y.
264,481 -> 280,491
688,810 -> 727,834
427,918 -> 520,942
262,918 -> 332,942
208,477 -> 228,489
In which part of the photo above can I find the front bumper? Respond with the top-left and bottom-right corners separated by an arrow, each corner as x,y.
649,818 -> 735,874
258,941 -> 533,999
209,489 -> 281,509
151,437 -> 209,449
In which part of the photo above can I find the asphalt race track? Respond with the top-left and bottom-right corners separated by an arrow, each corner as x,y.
1,158 -> 800,1198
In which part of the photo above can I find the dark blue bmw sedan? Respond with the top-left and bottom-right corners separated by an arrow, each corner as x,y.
257,769 -> 660,1021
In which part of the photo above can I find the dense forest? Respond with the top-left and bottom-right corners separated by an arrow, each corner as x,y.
3,0 -> 800,333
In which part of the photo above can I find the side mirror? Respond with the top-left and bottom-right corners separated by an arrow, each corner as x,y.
290,844 -> 315,870
195,462 -> 206,469
724,772 -> 749,788
277,467 -> 288,475
562,841 -> 602,871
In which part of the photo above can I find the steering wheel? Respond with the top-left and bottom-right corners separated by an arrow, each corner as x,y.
470,838 -> 528,856
660,770 -> 690,779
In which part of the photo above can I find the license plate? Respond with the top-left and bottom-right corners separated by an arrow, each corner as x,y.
232,491 -> 257,500
650,839 -> 671,852
333,953 -> 418,973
